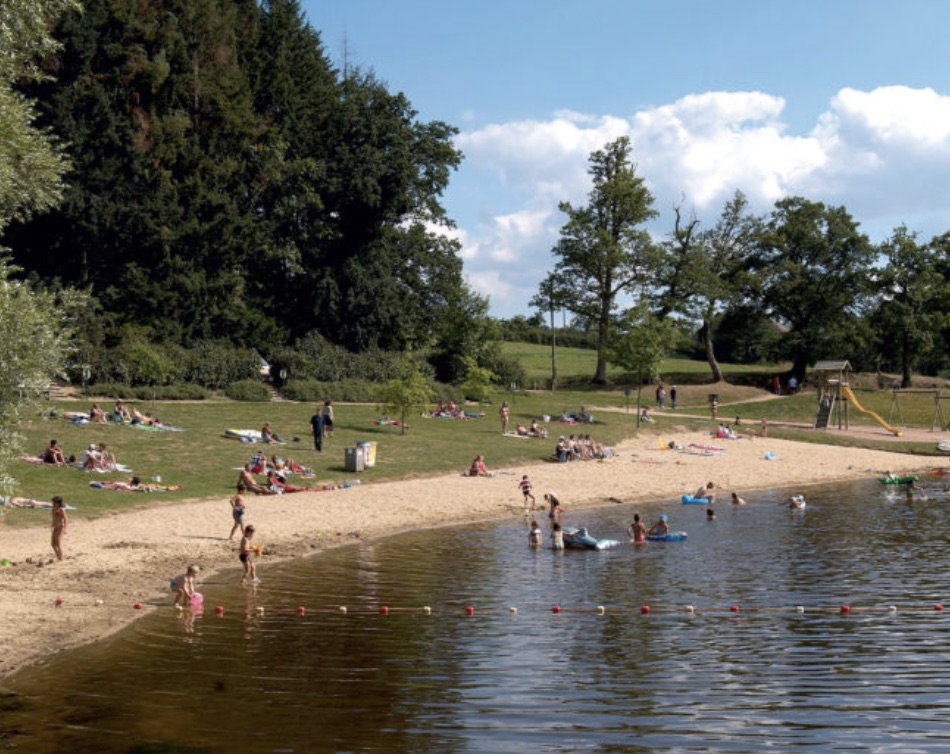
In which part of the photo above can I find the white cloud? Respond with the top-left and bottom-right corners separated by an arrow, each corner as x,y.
452,86 -> 950,317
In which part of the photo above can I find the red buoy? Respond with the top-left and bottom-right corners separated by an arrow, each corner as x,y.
380,605 -> 389,615
936,604 -> 944,612
640,605 -> 650,614
551,605 -> 561,614
840,605 -> 851,615
730,604 -> 740,613
297,605 -> 306,616
465,605 -> 475,616
215,605 -> 225,616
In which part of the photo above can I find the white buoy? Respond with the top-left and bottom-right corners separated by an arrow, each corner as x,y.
685,604 -> 695,613
338,606 -> 347,614
423,606 -> 432,615
597,605 -> 606,615
509,606 -> 518,614
796,605 -> 805,613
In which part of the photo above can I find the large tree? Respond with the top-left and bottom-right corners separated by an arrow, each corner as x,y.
0,0 -> 77,229
547,136 -> 658,384
3,0 -> 467,355
0,0 -> 82,493
752,197 -> 874,377
655,190 -> 763,382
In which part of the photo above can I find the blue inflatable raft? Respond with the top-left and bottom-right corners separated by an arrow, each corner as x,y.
646,531 -> 688,542
562,526 -> 620,550
681,494 -> 710,505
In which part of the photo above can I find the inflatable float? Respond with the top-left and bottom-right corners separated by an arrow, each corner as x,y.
878,475 -> 918,485
562,526 -> 619,550
224,429 -> 262,443
646,531 -> 688,542
681,494 -> 710,505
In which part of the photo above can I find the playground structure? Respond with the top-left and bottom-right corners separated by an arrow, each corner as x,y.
812,360 -> 903,436
888,388 -> 950,432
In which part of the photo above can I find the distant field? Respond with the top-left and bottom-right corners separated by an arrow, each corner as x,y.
502,341 -> 782,385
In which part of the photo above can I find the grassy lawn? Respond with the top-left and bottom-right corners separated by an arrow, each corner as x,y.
502,341 -> 785,386
5,392 -> 643,525
5,362 -> 947,528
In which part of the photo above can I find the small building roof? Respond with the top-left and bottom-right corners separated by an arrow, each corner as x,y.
812,360 -> 852,372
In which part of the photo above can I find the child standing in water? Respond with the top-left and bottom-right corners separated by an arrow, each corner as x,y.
627,513 -> 647,543
528,520 -> 543,548
229,485 -> 247,540
171,564 -> 200,607
240,525 -> 258,584
545,493 -> 564,524
551,522 -> 564,550
51,496 -> 67,561
519,474 -> 536,511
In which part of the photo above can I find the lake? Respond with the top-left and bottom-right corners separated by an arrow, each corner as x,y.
3,477 -> 950,753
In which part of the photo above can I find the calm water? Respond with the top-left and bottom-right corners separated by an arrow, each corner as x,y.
4,478 -> 950,753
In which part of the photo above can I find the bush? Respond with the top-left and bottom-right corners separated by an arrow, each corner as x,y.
177,341 -> 261,389
225,379 -> 271,402
86,382 -> 210,400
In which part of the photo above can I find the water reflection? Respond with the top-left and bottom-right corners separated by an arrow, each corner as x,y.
5,478 -> 950,752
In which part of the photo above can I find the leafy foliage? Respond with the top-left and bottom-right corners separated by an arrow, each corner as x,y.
546,136 -> 659,383
2,0 -> 470,358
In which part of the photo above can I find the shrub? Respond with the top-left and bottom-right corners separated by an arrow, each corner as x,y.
225,379 -> 271,402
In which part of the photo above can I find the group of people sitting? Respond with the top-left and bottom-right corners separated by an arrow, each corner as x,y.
558,407 -> 593,424
40,438 -> 122,471
431,401 -> 480,420
237,462 -> 312,495
511,418 -> 548,439
81,442 -> 122,472
554,434 -> 613,462
247,451 -> 311,476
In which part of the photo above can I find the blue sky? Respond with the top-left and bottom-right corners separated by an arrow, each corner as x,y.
300,1 -> 950,317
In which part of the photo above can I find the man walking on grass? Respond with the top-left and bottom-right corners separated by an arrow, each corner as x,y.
310,405 -> 325,452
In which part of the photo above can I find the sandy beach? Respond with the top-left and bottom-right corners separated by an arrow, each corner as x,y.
1,422 -> 947,680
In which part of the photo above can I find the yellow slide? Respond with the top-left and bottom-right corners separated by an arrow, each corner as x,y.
840,386 -> 903,436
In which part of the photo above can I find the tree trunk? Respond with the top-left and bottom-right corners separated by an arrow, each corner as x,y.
901,330 -> 912,388
703,317 -> 724,383
549,304 -> 557,391
593,293 -> 611,385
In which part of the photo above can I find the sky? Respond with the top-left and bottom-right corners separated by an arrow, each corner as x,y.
300,0 -> 950,318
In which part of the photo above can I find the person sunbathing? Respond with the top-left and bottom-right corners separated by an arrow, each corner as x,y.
261,422 -> 283,444
43,439 -> 67,466
238,464 -> 278,495
89,403 -> 108,424
266,470 -> 310,493
81,443 -> 101,470
468,455 -> 490,477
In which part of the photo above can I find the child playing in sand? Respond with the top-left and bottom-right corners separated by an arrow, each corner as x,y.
51,496 -> 67,561
551,522 -> 564,550
171,564 -> 200,607
519,474 -> 536,511
229,486 -> 247,540
528,520 -> 543,548
240,525 -> 258,584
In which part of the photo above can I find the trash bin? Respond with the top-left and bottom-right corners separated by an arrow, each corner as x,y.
345,447 -> 364,472
357,441 -> 377,468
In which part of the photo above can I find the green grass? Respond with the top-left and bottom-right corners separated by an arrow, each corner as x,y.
502,341 -> 784,385
5,393 -> 642,526
7,365 -> 948,529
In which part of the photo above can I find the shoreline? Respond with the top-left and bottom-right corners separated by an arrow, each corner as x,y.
2,426 -> 948,680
